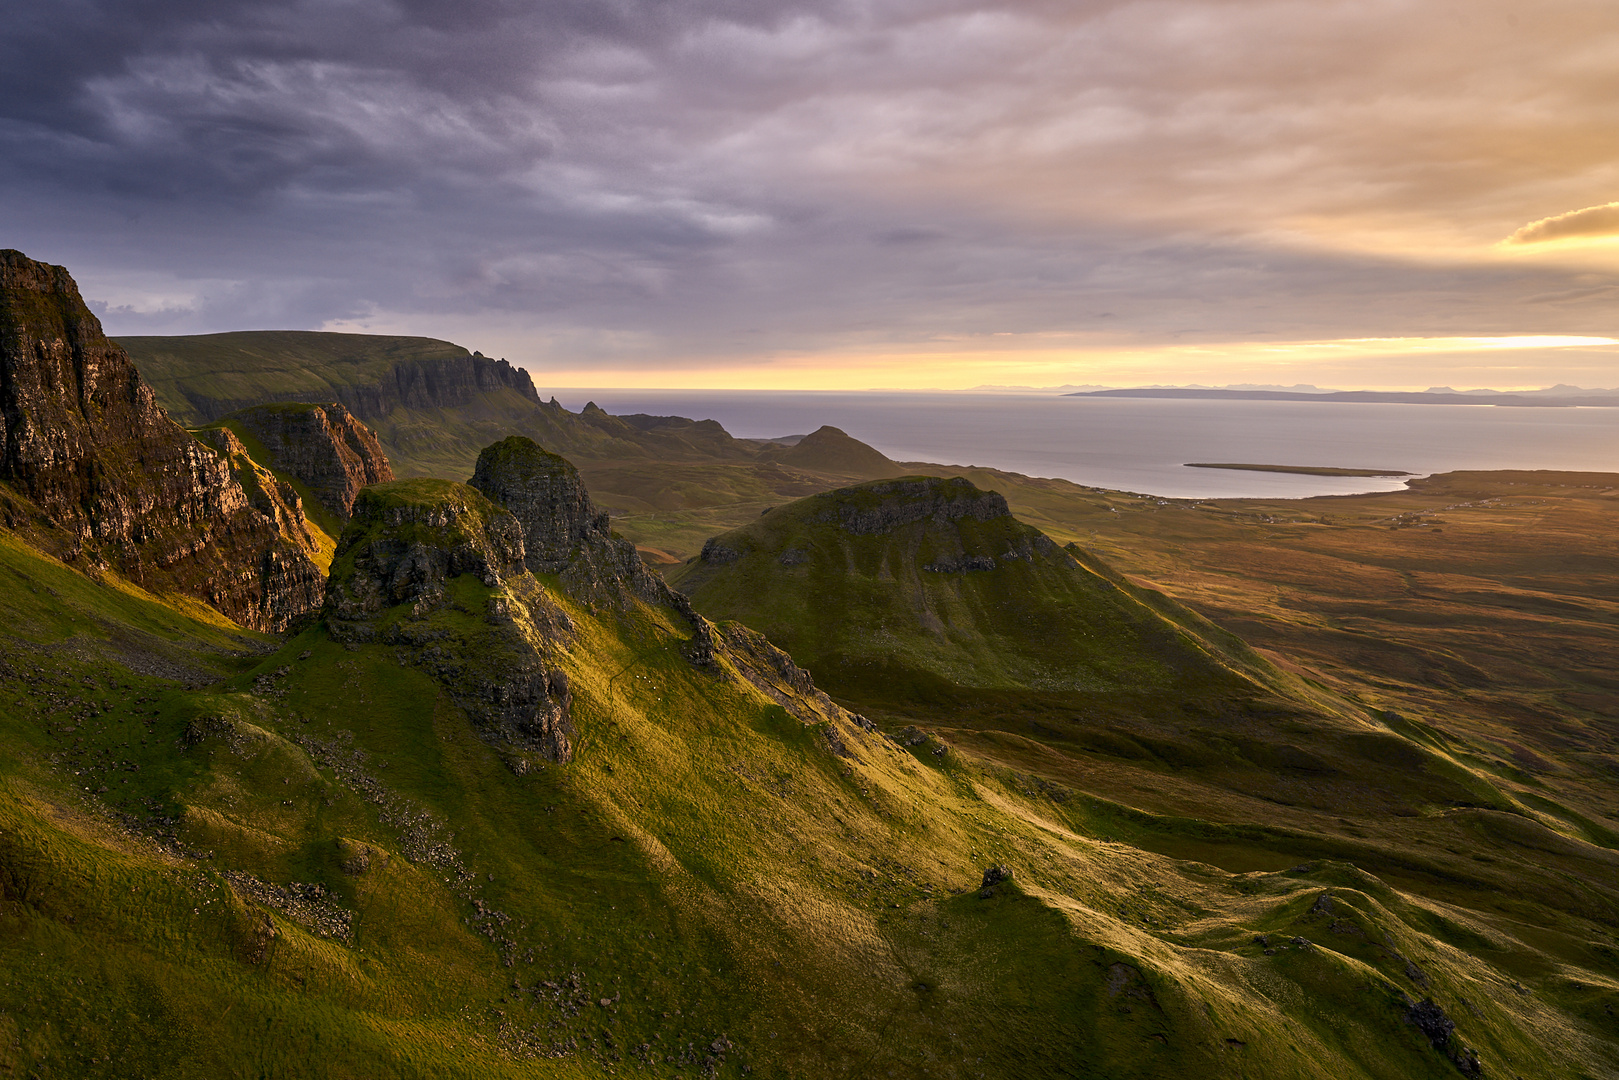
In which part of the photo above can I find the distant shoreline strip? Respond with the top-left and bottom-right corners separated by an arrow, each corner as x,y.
1069,388 -> 1618,407
1185,463 -> 1412,477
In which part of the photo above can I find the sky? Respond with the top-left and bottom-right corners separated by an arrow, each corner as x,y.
5,0 -> 1619,391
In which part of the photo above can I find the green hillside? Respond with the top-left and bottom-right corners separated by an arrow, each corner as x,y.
119,332 -> 913,555
119,331 -> 475,425
668,476 -> 1270,710
3,464 -> 1614,1077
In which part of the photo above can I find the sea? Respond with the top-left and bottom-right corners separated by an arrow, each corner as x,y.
549,390 -> 1619,499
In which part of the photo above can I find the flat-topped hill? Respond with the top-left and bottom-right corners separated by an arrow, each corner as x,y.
671,475 -> 1253,708
118,330 -> 528,425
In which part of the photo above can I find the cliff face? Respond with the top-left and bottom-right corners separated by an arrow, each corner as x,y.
194,426 -> 325,559
354,353 -> 540,420
225,403 -> 394,521
469,436 -> 714,663
324,479 -> 578,764
0,250 -> 323,631
469,435 -> 672,608
810,475 -> 1011,536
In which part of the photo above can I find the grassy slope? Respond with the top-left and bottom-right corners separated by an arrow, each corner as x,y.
3,484 -> 1613,1077
119,332 -> 473,427
118,333 -> 910,546
668,478 -> 1258,707
663,476 -> 1619,1073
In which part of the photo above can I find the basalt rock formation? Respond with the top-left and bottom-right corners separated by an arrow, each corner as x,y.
194,426 -> 325,560
224,402 -> 394,521
468,437 -> 611,576
325,478 -> 578,763
468,436 -> 715,662
811,475 -> 1012,536
0,250 -> 323,631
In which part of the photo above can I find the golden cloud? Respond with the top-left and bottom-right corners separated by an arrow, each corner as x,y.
1506,202 -> 1619,245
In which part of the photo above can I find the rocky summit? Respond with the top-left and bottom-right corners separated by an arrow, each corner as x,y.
470,435 -> 714,661
0,250 -> 322,631
325,478 -> 579,763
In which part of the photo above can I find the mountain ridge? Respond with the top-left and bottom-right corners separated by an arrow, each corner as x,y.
0,251 -> 324,631
0,263 -> 1613,1077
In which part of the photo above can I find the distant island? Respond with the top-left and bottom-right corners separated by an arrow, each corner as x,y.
1069,387 -> 1619,407
1185,462 -> 1413,477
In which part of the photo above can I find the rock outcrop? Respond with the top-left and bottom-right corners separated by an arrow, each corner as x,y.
0,250 -> 323,631
811,476 -> 1011,536
468,437 -> 612,576
468,437 -> 713,665
224,402 -> 394,521
195,426 -> 325,559
325,479 -> 577,763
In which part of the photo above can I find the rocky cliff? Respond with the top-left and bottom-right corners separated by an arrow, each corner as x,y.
224,402 -> 394,521
808,475 -> 1012,536
337,352 -> 540,422
325,478 -> 578,763
469,436 -> 717,661
0,250 -> 324,632
118,331 -> 541,426
194,426 -> 326,560
469,436 -> 715,663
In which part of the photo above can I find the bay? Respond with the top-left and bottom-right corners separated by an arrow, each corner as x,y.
550,389 -> 1619,499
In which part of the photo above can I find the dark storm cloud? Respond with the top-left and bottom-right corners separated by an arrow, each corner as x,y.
4,0 -> 1619,382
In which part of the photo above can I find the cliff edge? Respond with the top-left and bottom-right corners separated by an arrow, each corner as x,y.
0,249 -> 323,631
223,402 -> 394,521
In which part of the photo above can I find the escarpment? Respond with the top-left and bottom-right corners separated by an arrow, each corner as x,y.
469,435 -> 714,663
223,402 -> 394,521
811,475 -> 1012,535
119,331 -> 542,426
0,250 -> 323,631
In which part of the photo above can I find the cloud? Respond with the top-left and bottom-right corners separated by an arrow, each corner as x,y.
4,0 -> 1619,388
1506,202 -> 1619,245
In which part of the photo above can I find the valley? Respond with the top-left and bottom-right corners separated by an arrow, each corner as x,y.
0,251 -> 1615,1078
